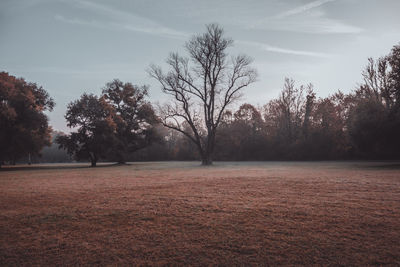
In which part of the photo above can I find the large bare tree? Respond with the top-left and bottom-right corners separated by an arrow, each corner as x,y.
149,24 -> 257,165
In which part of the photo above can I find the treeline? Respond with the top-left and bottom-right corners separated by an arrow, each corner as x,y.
133,43 -> 400,161
1,26 -> 399,165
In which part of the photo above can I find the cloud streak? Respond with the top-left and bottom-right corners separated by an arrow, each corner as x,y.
249,0 -> 363,34
56,0 -> 188,39
274,0 -> 337,19
259,17 -> 364,34
238,40 -> 333,58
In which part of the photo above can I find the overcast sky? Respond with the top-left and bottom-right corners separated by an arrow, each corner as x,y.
1,0 -> 400,131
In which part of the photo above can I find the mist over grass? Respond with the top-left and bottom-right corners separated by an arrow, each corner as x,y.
1,161 -> 399,265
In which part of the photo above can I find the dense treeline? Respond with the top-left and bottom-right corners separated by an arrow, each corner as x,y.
1,24 -> 399,165
133,43 -> 400,161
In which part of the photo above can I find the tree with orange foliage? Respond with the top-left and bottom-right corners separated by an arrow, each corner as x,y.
0,72 -> 54,167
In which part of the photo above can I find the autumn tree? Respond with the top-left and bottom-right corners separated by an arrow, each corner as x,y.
309,97 -> 348,158
348,43 -> 400,158
302,87 -> 316,139
230,104 -> 266,160
149,24 -> 257,165
262,79 -> 307,158
388,44 -> 400,103
101,79 -> 159,163
0,72 -> 54,167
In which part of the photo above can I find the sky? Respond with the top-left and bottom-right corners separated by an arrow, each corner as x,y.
1,0 -> 400,132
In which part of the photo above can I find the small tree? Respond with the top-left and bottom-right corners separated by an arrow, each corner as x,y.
149,24 -> 257,165
56,94 -> 115,167
57,80 -> 159,167
0,72 -> 54,167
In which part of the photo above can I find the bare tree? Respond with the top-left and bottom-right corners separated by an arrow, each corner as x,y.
149,24 -> 257,165
360,57 -> 393,108
264,78 -> 306,143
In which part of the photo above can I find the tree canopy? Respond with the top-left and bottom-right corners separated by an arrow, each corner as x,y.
101,79 -> 159,163
56,80 -> 158,167
149,23 -> 257,165
0,72 -> 54,166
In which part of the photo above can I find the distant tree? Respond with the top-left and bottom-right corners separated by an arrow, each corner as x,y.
56,94 -> 115,167
347,99 -> 389,157
101,79 -> 159,163
348,43 -> 400,158
0,72 -> 54,167
302,86 -> 316,139
149,23 -> 257,165
234,104 -> 263,128
232,104 -> 265,160
260,79 -> 352,160
263,78 -> 307,158
388,44 -> 400,103
36,131 -> 71,163
310,97 -> 348,158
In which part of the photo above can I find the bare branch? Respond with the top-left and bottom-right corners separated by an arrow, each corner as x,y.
149,24 -> 257,164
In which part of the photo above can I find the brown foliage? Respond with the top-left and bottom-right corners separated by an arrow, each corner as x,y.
0,72 -> 54,164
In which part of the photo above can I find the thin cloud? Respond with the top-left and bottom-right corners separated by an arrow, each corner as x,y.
55,14 -> 98,27
56,0 -> 188,39
249,0 -> 363,34
259,17 -> 364,34
275,0 -> 337,19
239,40 -> 333,58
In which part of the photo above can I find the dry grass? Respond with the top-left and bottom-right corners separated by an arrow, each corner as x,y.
1,161 -> 399,266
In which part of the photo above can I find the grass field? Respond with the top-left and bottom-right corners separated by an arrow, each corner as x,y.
1,161 -> 400,265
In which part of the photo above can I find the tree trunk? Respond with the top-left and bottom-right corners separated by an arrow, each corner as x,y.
117,155 -> 126,164
115,149 -> 126,164
89,152 -> 97,167
200,133 -> 215,166
91,159 -> 97,167
201,153 -> 213,165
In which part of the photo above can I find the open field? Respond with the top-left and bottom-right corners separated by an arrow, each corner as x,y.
1,161 -> 400,265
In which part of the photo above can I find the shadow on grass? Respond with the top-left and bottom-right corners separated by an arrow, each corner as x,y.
365,163 -> 400,170
0,162 -> 126,172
